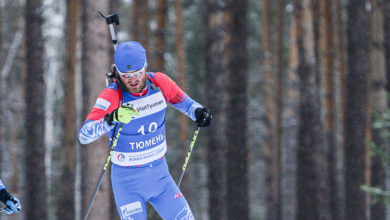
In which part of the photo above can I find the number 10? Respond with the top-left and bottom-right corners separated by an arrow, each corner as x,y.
137,122 -> 158,135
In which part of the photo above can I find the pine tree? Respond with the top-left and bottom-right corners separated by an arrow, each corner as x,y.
262,0 -> 285,219
293,0 -> 331,219
131,0 -> 150,66
81,0 -> 111,219
58,0 -> 80,219
204,0 -> 228,219
282,13 -> 299,220
368,0 -> 387,219
225,0 -> 249,219
154,0 -> 167,71
24,0 -> 47,218
344,0 -> 370,219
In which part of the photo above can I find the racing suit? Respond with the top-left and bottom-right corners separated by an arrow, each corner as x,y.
79,72 -> 200,220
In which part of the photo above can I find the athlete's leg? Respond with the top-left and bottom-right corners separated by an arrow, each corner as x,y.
149,173 -> 194,219
111,165 -> 148,220
115,198 -> 147,220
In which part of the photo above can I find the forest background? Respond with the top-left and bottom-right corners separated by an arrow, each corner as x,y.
1,0 -> 389,220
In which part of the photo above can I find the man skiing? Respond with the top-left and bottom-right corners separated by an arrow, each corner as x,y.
0,179 -> 21,215
79,41 -> 212,220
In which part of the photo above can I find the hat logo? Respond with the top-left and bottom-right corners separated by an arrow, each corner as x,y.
127,64 -> 132,69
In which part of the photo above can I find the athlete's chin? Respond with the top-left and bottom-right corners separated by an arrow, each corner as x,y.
125,77 -> 146,93
125,83 -> 139,93
127,87 -> 142,93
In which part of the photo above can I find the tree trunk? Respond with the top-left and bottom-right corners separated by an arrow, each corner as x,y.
175,0 -> 191,196
293,0 -> 331,219
110,0 -> 119,14
369,0 -> 387,219
344,0 -> 370,219
262,1 -> 276,219
225,0 -> 249,219
0,0 -> 2,60
334,0 -> 347,218
0,3 -> 25,220
24,0 -> 47,219
175,0 -> 186,153
131,0 -> 150,66
318,0 -> 342,219
282,12 -> 298,220
335,0 -> 348,138
204,0 -> 228,219
154,0 -> 167,71
81,0 -> 111,219
384,0 -> 390,93
57,0 -> 80,219
261,0 -> 285,219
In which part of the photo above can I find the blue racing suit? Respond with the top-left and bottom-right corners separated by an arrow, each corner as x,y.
79,72 -> 200,220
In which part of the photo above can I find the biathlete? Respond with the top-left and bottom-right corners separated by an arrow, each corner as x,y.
0,179 -> 21,215
79,41 -> 212,220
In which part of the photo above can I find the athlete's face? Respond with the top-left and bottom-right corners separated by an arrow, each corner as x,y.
119,68 -> 147,93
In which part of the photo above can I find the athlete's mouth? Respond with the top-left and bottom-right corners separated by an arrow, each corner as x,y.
128,81 -> 140,87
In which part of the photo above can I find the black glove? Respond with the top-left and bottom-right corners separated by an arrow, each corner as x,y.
0,189 -> 21,214
195,107 -> 212,127
0,189 -> 14,204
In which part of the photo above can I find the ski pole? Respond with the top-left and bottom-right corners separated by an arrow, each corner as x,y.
82,123 -> 123,220
97,11 -> 119,51
96,10 -> 120,86
177,126 -> 200,188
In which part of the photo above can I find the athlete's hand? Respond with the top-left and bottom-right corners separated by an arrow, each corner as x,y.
105,106 -> 139,124
0,189 -> 21,214
195,107 -> 212,127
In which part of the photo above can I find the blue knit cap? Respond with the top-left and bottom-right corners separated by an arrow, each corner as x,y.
114,41 -> 147,73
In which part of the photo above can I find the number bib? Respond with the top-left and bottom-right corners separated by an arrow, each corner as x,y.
110,84 -> 169,166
